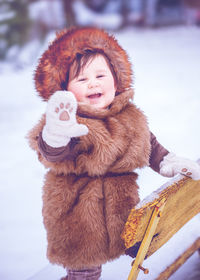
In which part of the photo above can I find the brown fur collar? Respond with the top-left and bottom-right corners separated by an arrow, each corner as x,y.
77,89 -> 134,119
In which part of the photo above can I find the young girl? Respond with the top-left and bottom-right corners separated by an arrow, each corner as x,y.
28,27 -> 200,280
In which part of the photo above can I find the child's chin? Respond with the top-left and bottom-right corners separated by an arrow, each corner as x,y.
91,103 -> 105,110
79,100 -> 105,110
88,101 -> 103,109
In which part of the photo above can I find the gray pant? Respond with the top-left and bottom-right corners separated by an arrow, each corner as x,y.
67,266 -> 102,280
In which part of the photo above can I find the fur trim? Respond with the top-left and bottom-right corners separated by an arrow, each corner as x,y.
42,171 -> 140,269
35,27 -> 133,101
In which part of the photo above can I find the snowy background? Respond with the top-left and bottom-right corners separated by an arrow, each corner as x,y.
1,22 -> 200,280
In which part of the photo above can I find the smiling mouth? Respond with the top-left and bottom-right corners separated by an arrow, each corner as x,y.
88,93 -> 102,99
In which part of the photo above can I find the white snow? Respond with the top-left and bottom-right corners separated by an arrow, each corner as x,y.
29,0 -> 65,29
136,173 -> 187,209
1,26 -> 200,280
73,0 -> 122,29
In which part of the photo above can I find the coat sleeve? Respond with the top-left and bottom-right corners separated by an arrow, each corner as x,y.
38,132 -> 79,162
149,132 -> 169,173
27,114 -> 128,176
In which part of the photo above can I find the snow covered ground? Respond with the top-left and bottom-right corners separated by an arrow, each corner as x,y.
1,26 -> 200,280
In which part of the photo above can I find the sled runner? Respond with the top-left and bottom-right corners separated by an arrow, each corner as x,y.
121,172 -> 200,280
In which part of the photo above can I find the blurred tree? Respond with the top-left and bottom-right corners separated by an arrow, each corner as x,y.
61,0 -> 76,26
158,0 -> 181,7
84,0 -> 108,13
0,0 -> 31,59
184,0 -> 200,8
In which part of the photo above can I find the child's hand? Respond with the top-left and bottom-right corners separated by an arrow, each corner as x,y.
42,91 -> 88,147
159,153 -> 200,181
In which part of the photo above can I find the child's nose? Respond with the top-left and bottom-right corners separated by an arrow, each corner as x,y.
88,79 -> 100,89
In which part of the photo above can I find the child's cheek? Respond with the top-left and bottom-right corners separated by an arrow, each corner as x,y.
68,85 -> 80,102
74,92 -> 85,103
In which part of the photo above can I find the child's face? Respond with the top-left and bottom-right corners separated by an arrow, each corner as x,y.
67,55 -> 116,109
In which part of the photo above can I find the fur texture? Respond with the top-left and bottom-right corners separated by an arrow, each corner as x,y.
28,89 -> 151,269
34,27 -> 132,101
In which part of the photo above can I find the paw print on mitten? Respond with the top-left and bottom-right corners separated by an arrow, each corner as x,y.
47,91 -> 78,127
180,168 -> 192,177
45,90 -> 88,140
55,102 -> 74,121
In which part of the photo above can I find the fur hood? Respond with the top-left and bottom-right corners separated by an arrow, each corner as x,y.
35,27 -> 133,101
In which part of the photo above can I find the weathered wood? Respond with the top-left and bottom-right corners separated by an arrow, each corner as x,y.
155,237 -> 200,280
128,199 -> 166,280
122,177 -> 200,259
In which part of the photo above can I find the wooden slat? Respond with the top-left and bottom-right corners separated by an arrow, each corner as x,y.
156,237 -> 200,280
147,178 -> 200,258
122,177 -> 200,258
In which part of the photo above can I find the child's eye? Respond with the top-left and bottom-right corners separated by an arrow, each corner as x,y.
78,78 -> 86,82
97,75 -> 104,78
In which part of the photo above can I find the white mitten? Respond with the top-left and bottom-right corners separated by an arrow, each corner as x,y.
42,91 -> 88,148
159,153 -> 200,181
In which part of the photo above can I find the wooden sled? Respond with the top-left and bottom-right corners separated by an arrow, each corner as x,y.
121,174 -> 200,280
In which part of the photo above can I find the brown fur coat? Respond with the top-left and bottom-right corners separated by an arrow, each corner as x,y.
28,89 -> 150,269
